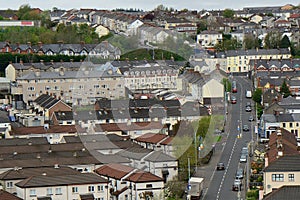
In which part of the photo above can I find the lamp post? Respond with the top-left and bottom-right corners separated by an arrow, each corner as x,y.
194,132 -> 197,172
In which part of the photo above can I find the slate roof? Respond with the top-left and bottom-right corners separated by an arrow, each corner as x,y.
144,151 -> 177,162
117,146 -> 152,160
265,154 -> 300,172
53,111 -> 74,121
0,166 -> 80,180
34,94 -> 63,109
226,48 -> 290,57
263,186 -> 300,200
0,137 -> 48,146
15,173 -> 108,188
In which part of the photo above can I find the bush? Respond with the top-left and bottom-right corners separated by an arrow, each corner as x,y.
246,189 -> 259,199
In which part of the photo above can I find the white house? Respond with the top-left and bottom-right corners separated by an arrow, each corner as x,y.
95,163 -> 165,200
15,173 -> 109,200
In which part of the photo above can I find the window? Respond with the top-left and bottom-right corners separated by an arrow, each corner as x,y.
29,189 -> 36,197
28,86 -> 35,91
289,174 -> 295,182
6,181 -> 13,188
272,174 -> 284,182
47,188 -> 53,195
146,184 -> 153,188
88,185 -> 94,192
283,123 -> 286,128
290,123 -> 293,128
72,187 -> 78,193
55,187 -> 62,195
97,185 -> 104,192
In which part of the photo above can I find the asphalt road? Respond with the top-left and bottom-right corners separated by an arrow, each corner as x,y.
200,76 -> 255,200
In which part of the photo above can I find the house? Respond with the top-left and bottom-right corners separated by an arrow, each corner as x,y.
202,79 -> 224,105
33,94 -> 72,121
117,146 -> 178,182
0,166 -> 81,195
265,128 -> 299,165
262,185 -> 300,200
15,173 -> 109,200
263,154 -> 300,196
12,67 -> 125,106
262,88 -> 282,108
95,163 -> 164,200
197,30 -> 222,48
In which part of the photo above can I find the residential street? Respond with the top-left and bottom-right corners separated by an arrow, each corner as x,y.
195,76 -> 254,200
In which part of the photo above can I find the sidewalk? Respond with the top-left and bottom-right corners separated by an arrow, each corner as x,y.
194,107 -> 232,199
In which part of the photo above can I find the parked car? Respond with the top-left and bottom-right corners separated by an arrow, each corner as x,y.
232,179 -> 242,191
235,168 -> 244,179
231,96 -> 237,104
248,115 -> 254,121
216,162 -> 225,170
245,106 -> 251,112
243,124 -> 249,131
246,102 -> 251,107
241,147 -> 248,155
240,154 -> 247,163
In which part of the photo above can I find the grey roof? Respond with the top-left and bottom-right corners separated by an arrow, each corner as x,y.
0,166 -> 80,180
15,173 -> 107,188
17,68 -> 121,80
144,151 -> 177,162
226,48 -> 290,57
264,154 -> 300,172
54,111 -> 74,121
261,114 -> 277,123
279,96 -> 300,105
117,146 -> 152,160
0,137 -> 48,146
263,186 -> 300,200
34,94 -> 60,109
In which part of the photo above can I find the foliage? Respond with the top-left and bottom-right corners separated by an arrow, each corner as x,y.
243,34 -> 261,49
222,78 -> 232,92
257,104 -> 263,119
264,31 -> 282,49
157,35 -> 193,60
223,9 -> 235,18
197,20 -> 207,34
280,79 -> 291,98
246,189 -> 259,200
280,35 -> 291,48
214,36 -> 242,51
165,181 -> 186,199
252,88 -> 262,104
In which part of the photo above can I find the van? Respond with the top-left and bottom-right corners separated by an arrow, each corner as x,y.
232,81 -> 237,93
246,90 -> 252,98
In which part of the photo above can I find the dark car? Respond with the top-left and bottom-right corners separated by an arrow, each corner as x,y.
232,179 -> 242,191
216,162 -> 225,170
243,124 -> 249,131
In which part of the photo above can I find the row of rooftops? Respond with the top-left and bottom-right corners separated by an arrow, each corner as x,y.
0,41 -> 121,54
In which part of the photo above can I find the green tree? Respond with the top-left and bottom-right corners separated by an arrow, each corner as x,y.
252,88 -> 262,104
223,9 -> 235,18
196,20 -> 207,34
243,34 -> 260,49
222,78 -> 232,92
280,79 -> 291,98
264,31 -> 282,49
280,35 -> 291,48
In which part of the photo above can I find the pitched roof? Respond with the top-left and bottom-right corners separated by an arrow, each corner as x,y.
125,171 -> 163,183
263,185 -> 300,200
135,133 -> 168,144
144,151 -> 177,162
10,125 -> 77,136
265,154 -> 300,172
0,190 -> 22,200
95,163 -> 135,180
0,166 -> 80,180
15,173 -> 108,188
267,128 -> 299,163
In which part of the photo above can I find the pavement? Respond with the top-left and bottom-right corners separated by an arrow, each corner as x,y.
194,108 -> 232,200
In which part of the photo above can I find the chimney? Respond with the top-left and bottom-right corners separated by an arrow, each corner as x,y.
40,60 -> 44,64
38,41 -> 43,48
27,41 -> 31,47
20,60 -> 23,65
